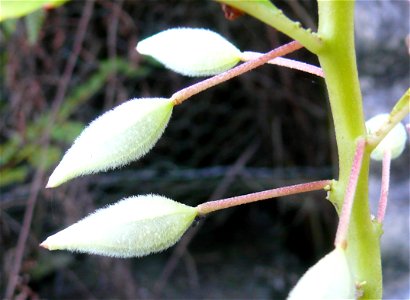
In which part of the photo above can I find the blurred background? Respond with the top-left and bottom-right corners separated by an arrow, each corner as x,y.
1,0 -> 408,299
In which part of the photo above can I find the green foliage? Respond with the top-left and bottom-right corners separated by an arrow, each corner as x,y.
0,58 -> 148,188
25,9 -> 46,45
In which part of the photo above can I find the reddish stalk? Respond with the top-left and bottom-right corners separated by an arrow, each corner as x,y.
196,180 -> 331,215
171,41 -> 303,105
334,138 -> 366,249
376,149 -> 391,223
240,51 -> 324,77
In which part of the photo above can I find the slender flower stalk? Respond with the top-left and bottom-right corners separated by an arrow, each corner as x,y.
240,51 -> 324,78
334,138 -> 366,249
196,180 -> 331,215
376,149 -> 391,223
171,41 -> 303,105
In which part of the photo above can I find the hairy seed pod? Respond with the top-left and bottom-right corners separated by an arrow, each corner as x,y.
40,194 -> 198,258
366,113 -> 407,161
287,247 -> 355,299
47,98 -> 173,188
136,28 -> 241,76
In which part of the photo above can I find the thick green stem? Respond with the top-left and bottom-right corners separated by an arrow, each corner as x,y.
317,1 -> 381,298
215,0 -> 322,53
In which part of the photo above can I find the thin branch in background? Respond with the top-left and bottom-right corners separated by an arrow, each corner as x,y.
5,170 -> 45,300
153,142 -> 259,297
334,138 -> 366,249
183,251 -> 200,292
376,149 -> 391,223
287,0 -> 317,31
104,0 -> 123,109
4,1 -> 96,298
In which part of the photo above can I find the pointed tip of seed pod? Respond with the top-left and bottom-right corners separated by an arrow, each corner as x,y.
45,98 -> 174,187
39,195 -> 198,257
46,161 -> 76,188
45,174 -> 60,188
45,181 -> 54,189
39,240 -> 50,249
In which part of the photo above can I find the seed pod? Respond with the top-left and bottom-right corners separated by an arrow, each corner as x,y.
287,247 -> 355,299
40,194 -> 198,258
366,113 -> 407,161
47,98 -> 173,188
136,28 -> 241,76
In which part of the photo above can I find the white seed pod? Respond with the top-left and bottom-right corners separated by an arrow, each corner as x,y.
287,247 -> 355,300
366,113 -> 407,161
40,194 -> 198,258
136,28 -> 241,76
47,98 -> 173,188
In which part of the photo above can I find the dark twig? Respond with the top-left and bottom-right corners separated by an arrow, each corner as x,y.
104,0 -> 123,109
153,141 -> 259,297
5,1 -> 95,298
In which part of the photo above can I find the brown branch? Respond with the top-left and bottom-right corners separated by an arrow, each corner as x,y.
153,142 -> 259,297
5,1 -> 96,298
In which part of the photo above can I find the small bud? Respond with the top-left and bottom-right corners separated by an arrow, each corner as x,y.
47,98 -> 173,188
366,113 -> 407,161
40,194 -> 198,258
136,28 -> 241,76
287,247 -> 355,299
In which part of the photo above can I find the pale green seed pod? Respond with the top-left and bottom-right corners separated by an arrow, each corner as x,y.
40,194 -> 198,258
287,247 -> 355,299
47,98 -> 173,188
136,28 -> 241,76
366,113 -> 407,161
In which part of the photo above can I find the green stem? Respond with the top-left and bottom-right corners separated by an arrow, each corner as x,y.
215,0 -> 322,53
317,1 -> 381,298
